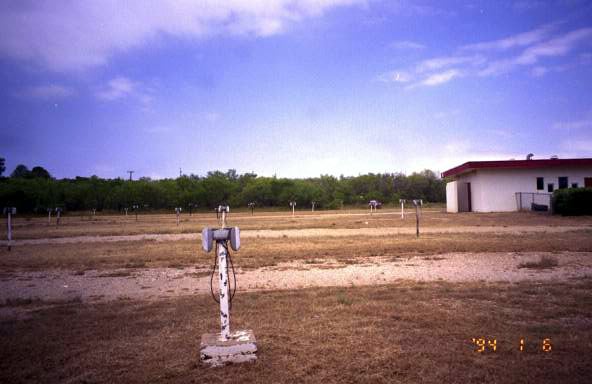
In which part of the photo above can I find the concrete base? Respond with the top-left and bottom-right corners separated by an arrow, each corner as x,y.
200,329 -> 257,367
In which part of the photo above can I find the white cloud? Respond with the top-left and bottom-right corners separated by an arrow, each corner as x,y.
389,40 -> 425,50
416,55 -> 484,73
461,23 -> 557,52
0,0 -> 366,71
382,23 -> 592,87
376,70 -> 412,83
16,84 -> 75,100
418,69 -> 461,86
515,27 -> 592,65
478,27 -> 592,76
96,76 -> 152,106
96,77 -> 137,101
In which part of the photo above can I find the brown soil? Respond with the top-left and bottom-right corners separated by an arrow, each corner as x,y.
1,252 -> 589,305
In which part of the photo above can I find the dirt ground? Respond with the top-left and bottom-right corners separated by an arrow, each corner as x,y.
1,210 -> 591,383
1,252 -> 590,307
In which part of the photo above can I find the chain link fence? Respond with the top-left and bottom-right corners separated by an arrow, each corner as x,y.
515,192 -> 552,212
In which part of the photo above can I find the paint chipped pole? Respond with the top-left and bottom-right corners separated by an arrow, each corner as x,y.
132,204 -> 139,222
200,205 -> 257,365
399,199 -> 406,219
412,199 -> 422,238
175,207 -> 182,226
4,207 -> 16,251
55,208 -> 62,227
290,201 -> 296,217
369,200 -> 378,215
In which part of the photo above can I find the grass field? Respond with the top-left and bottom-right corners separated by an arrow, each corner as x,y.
1,209 -> 591,383
4,208 -> 592,240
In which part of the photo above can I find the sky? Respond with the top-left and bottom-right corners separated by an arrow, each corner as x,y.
1,0 -> 591,179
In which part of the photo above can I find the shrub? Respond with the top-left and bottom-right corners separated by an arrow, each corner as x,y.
552,188 -> 592,216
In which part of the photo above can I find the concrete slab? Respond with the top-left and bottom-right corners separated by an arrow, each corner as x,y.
200,329 -> 257,367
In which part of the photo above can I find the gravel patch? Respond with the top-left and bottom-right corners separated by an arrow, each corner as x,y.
0,252 -> 590,307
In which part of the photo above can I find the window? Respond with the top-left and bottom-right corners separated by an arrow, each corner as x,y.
572,183 -> 578,188
536,177 -> 544,190
558,177 -> 568,189
547,183 -> 554,192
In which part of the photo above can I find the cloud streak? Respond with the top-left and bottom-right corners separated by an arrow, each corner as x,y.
389,40 -> 425,50
461,23 -> 557,52
380,23 -> 592,88
0,0 -> 366,71
96,76 -> 152,106
419,69 -> 460,86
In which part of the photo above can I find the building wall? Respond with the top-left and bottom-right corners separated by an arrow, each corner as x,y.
446,181 -> 458,213
452,167 -> 592,212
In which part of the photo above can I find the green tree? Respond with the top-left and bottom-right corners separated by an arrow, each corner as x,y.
31,166 -> 52,179
10,164 -> 30,178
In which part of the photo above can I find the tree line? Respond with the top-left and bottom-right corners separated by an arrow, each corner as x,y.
0,161 -> 446,214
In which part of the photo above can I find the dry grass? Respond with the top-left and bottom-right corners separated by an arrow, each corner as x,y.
1,230 -> 591,271
4,210 -> 592,240
1,211 -> 591,382
1,280 -> 591,383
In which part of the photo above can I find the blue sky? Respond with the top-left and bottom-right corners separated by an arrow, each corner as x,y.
1,0 -> 591,179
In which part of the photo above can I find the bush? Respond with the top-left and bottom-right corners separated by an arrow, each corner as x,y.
552,188 -> 592,216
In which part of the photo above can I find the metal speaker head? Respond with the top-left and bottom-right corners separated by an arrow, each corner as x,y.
229,227 -> 240,251
202,227 -> 213,253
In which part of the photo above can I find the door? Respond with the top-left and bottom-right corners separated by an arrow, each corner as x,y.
585,177 -> 592,188
467,182 -> 472,212
458,182 -> 472,212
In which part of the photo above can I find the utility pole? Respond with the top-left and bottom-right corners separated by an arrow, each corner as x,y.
4,207 -> 16,251
412,199 -> 422,238
127,170 -> 134,181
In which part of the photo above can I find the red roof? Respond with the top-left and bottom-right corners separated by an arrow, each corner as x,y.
441,158 -> 592,178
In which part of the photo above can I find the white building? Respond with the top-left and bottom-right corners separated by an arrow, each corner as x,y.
442,158 -> 592,213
